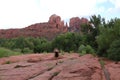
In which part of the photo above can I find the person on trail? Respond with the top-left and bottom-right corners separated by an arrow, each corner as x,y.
54,48 -> 59,65
54,48 -> 59,58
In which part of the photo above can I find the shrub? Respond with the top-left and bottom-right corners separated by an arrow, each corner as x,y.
0,47 -> 21,58
85,45 -> 95,54
13,48 -> 21,52
107,39 -> 120,61
78,45 -> 95,55
22,48 -> 33,54
78,45 -> 86,55
69,50 -> 74,54
52,32 -> 82,52
99,59 -> 105,68
60,49 -> 65,55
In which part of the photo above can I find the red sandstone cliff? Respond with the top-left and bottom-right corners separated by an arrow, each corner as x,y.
69,17 -> 89,32
0,14 -> 68,40
0,14 -> 89,40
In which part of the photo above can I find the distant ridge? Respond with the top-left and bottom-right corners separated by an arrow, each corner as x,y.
0,14 -> 89,40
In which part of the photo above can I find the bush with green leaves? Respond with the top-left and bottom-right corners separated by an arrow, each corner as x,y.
78,45 -> 95,55
78,45 -> 86,54
97,18 -> 120,56
33,39 -> 52,53
107,39 -> 120,61
52,32 -> 82,52
0,47 -> 21,58
22,48 -> 33,53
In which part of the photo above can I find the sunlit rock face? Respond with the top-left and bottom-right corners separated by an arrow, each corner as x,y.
0,14 -> 89,39
1,54 -> 119,80
0,14 -> 68,40
48,14 -> 65,29
69,17 -> 89,32
69,17 -> 81,28
49,14 -> 61,24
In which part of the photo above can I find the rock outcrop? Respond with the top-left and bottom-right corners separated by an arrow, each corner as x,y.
69,17 -> 81,28
0,14 -> 68,40
69,17 -> 89,32
49,14 -> 61,25
0,14 -> 89,40
0,53 -> 119,80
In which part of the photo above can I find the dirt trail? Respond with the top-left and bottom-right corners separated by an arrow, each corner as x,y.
0,53 -> 120,80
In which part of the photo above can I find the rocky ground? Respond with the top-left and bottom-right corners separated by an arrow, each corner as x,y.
0,53 -> 120,80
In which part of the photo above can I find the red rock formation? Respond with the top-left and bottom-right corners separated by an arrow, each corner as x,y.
69,17 -> 89,32
81,17 -> 89,24
0,14 -> 89,39
1,54 -> 118,80
48,14 -> 65,29
48,14 -> 61,24
69,17 -> 81,28
0,14 -> 68,40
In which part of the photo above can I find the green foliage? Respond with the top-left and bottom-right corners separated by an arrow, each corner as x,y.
13,48 -> 21,52
69,50 -> 74,54
0,47 -> 21,58
89,15 -> 103,40
5,61 -> 11,64
81,24 -> 92,34
33,38 -> 52,53
60,49 -> 65,55
52,32 -> 82,52
0,15 -> 120,62
80,15 -> 104,51
22,48 -> 33,53
0,37 -> 52,53
78,45 -> 95,55
14,37 -> 34,52
0,37 -> 35,53
97,18 -> 120,56
86,45 -> 95,54
99,59 -> 105,68
78,45 -> 86,53
107,39 -> 120,61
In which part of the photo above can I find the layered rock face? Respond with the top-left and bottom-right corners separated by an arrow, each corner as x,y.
0,54 -> 119,80
0,14 -> 68,40
0,14 -> 89,39
69,17 -> 89,32
49,14 -> 62,25
69,17 -> 81,28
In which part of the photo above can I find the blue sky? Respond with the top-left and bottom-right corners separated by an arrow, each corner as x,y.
0,0 -> 120,29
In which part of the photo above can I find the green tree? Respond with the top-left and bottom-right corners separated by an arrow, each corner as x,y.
52,32 -> 82,52
97,18 -> 120,56
107,39 -> 120,61
13,37 -> 34,53
0,38 -> 6,47
80,15 -> 104,51
33,38 -> 51,53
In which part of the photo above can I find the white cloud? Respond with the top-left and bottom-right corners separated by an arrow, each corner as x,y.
96,0 -> 108,3
0,0 -> 42,29
40,0 -> 97,19
110,0 -> 120,8
104,0 -> 120,19
98,6 -> 106,13
0,0 -> 120,29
